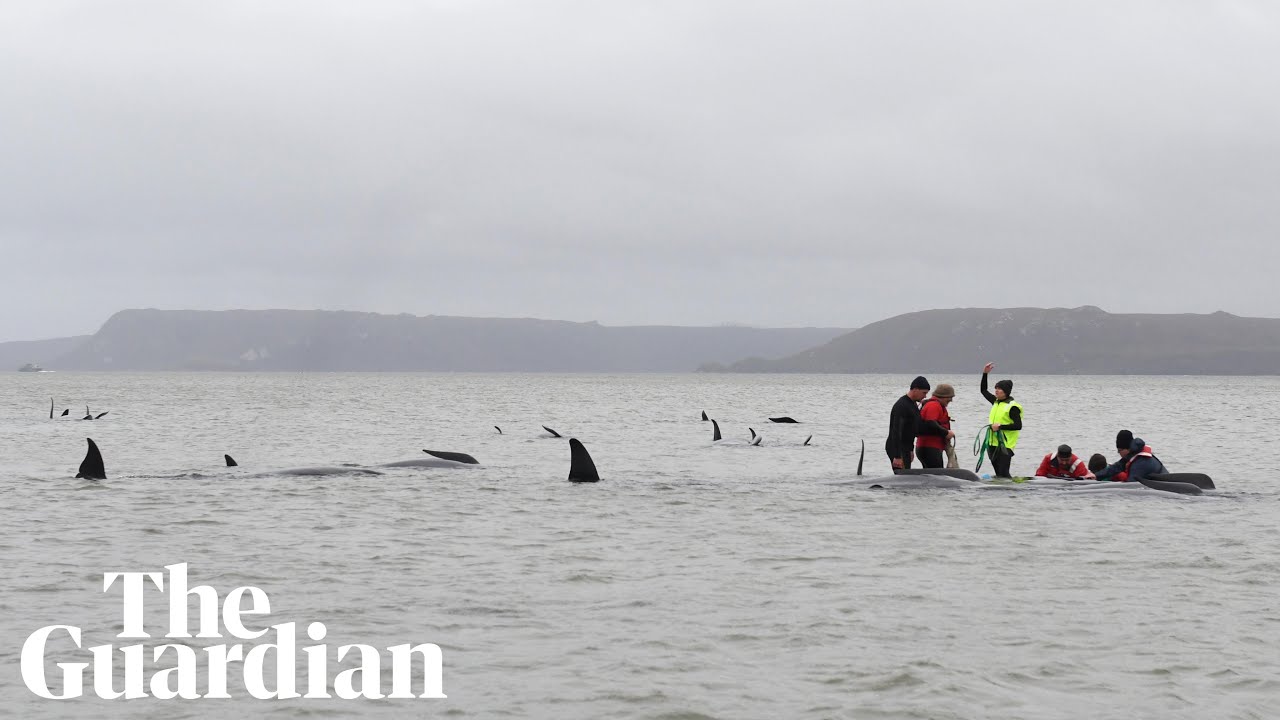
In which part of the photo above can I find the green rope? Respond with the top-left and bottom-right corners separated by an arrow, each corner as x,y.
973,427 -> 990,473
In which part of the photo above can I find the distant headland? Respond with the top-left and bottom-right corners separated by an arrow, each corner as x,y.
5,306 -> 1278,374
699,306 -> 1280,375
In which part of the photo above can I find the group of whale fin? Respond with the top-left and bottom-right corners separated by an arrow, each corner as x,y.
704,413 -> 811,447
75,437 -> 601,484
68,405 -> 1204,494
50,398 -> 107,420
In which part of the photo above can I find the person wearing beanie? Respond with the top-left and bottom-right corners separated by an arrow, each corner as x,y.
979,361 -> 1023,477
1090,430 -> 1136,480
1115,429 -> 1134,459
915,383 -> 957,468
1095,434 -> 1167,482
1035,443 -> 1093,479
885,376 -> 930,470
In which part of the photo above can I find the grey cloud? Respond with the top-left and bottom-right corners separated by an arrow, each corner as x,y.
2,1 -> 1279,340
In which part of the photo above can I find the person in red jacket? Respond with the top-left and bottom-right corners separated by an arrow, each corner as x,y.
915,383 -> 956,468
1035,444 -> 1095,479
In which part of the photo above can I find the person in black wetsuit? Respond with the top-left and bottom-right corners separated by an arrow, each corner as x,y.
885,376 -> 930,470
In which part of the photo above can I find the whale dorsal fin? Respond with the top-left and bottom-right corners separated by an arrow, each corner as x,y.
494,425 -> 503,434
50,398 -> 54,419
61,408 -> 69,417
95,411 -> 109,419
712,419 -> 722,442
568,438 -> 600,482
225,454 -> 238,467
749,427 -> 756,439
76,438 -> 106,480
423,449 -> 479,465
856,439 -> 865,476
542,425 -> 562,438
804,435 -> 812,446
701,410 -> 708,421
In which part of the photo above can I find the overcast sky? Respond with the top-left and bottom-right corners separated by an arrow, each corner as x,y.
2,1 -> 1278,341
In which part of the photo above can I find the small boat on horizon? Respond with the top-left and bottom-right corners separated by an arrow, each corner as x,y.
18,363 -> 48,372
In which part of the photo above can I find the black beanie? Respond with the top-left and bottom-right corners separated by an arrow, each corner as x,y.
995,379 -> 1013,394
1116,429 -> 1133,450
910,376 -> 930,391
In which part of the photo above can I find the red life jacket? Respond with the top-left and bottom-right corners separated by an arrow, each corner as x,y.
1119,445 -> 1155,480
1042,453 -> 1085,477
915,397 -> 952,450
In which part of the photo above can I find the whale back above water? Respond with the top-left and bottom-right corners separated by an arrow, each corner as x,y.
895,467 -> 981,482
271,466 -> 384,477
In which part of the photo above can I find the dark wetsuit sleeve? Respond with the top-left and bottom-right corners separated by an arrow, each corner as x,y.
919,420 -> 948,437
980,373 -> 996,404
1095,458 -> 1126,481
1004,405 -> 1023,431
886,397 -> 916,459
886,400 -> 905,459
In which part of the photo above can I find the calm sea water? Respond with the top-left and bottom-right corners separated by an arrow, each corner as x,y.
1,372 -> 1277,720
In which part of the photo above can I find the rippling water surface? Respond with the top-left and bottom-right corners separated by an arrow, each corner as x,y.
1,372 -> 1277,719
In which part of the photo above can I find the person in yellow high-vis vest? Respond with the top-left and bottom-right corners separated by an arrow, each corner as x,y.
980,361 -> 1023,477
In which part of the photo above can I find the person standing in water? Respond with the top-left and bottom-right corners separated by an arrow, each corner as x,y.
980,362 -> 1023,477
915,383 -> 956,469
886,376 -> 931,470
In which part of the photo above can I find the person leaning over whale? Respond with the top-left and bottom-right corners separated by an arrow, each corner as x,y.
979,362 -> 1023,478
1092,430 -> 1134,481
1035,444 -> 1095,479
1095,436 -> 1168,482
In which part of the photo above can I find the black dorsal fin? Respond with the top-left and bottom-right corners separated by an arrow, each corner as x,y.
701,410 -> 708,421
494,425 -> 503,434
423,449 -> 479,465
542,425 -> 562,438
50,398 -> 54,419
804,435 -> 812,446
95,411 -> 109,419
225,454 -> 238,467
61,408 -> 69,417
712,419 -> 722,442
77,438 -> 106,480
749,427 -> 756,439
856,439 -> 865,476
568,438 -> 600,482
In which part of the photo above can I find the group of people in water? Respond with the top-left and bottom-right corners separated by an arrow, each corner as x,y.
886,363 -> 1168,481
